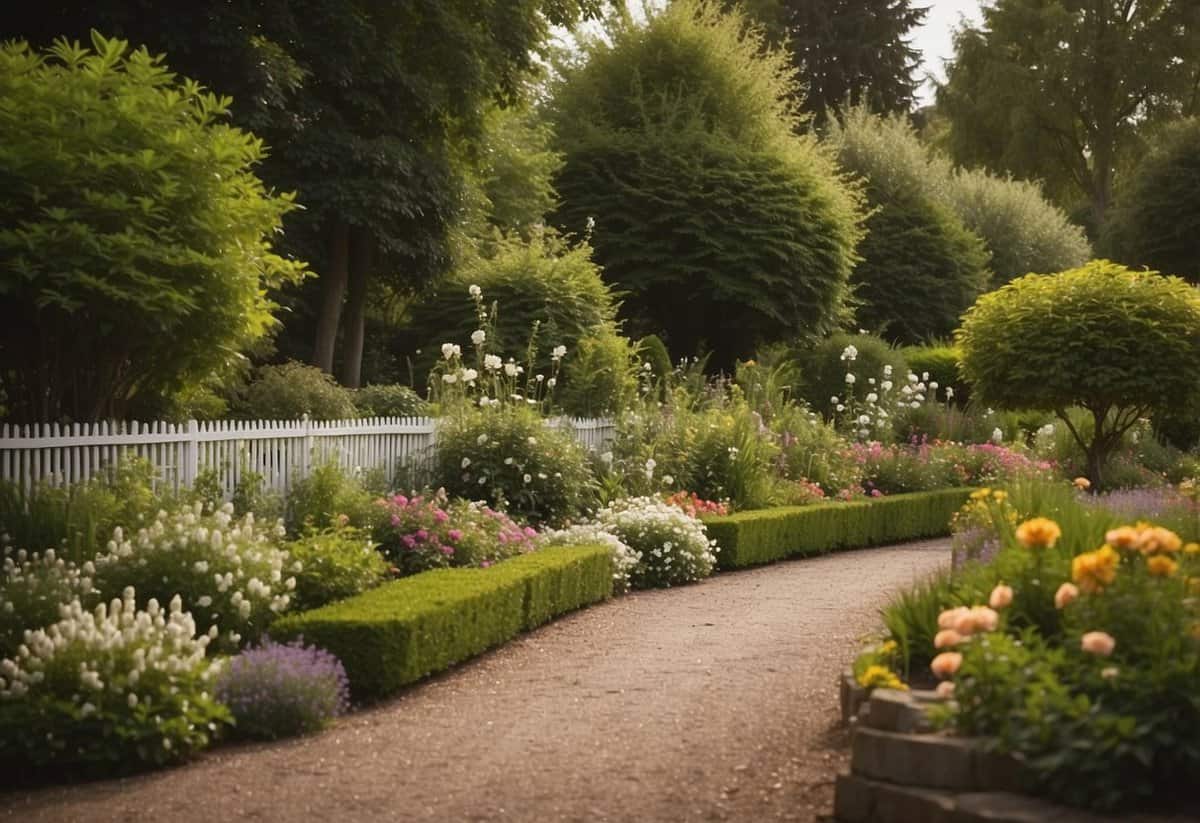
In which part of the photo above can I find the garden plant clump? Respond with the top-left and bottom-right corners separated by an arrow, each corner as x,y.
0,546 -> 99,658
593,496 -> 719,589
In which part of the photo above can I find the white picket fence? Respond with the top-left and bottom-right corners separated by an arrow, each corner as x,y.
0,416 -> 616,498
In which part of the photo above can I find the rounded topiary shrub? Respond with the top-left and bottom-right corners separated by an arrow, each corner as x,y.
593,497 -> 718,589
433,405 -> 596,526
798,333 -> 909,418
235,361 -> 358,421
284,529 -> 390,612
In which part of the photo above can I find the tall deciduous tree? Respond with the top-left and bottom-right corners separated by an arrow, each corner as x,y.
937,0 -> 1200,229
6,1 -> 604,388
730,0 -> 927,122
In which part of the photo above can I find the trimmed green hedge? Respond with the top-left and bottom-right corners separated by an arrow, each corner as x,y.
271,546 -> 613,699
704,489 -> 972,570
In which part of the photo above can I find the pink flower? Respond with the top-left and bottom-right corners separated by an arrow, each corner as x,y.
434,510 -> 449,523
1054,582 -> 1079,610
391,515 -> 401,527
401,535 -> 416,549
930,652 -> 963,679
393,494 -> 408,506
1081,631 -> 1116,657
523,526 -> 538,538
448,529 -> 463,542
440,545 -> 454,556
497,532 -> 508,544
415,529 -> 429,541
988,584 -> 1013,610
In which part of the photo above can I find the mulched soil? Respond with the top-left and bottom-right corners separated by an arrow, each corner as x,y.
0,539 -> 950,823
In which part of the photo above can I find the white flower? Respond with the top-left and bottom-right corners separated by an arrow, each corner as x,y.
845,373 -> 856,385
830,395 -> 839,404
908,373 -> 919,384
910,401 -> 920,409
523,474 -> 533,484
945,386 -> 954,400
442,373 -> 458,384
484,354 -> 503,371
477,433 -> 488,445
600,451 -> 614,465
551,345 -> 567,361
858,414 -> 871,425
865,392 -> 878,403
662,474 -> 675,486
471,329 -> 486,345
469,284 -> 482,298
883,365 -> 893,377
462,368 -> 478,382
836,404 -> 846,412
197,596 -> 212,608
504,361 -> 520,377
441,343 -> 461,360
881,380 -> 893,391
546,377 -> 557,388
922,372 -> 930,381
992,427 -> 1004,444
929,381 -> 938,391
461,457 -> 472,469
840,344 -> 858,362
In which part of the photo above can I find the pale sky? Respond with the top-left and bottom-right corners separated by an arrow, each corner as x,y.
914,0 -> 986,104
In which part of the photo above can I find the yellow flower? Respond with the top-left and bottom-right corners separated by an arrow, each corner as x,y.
1185,543 -> 1200,555
879,639 -> 898,655
1147,555 -> 1179,577
857,664 -> 907,691
971,488 -> 992,501
1072,546 -> 1119,593
991,490 -> 1008,502
1016,517 -> 1062,549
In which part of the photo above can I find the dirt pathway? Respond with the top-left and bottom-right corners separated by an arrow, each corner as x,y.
1,539 -> 949,823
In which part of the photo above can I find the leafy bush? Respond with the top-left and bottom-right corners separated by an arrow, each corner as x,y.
900,345 -> 964,404
0,547 -> 99,659
1106,116 -> 1200,284
0,34 -> 304,423
0,591 -> 227,773
550,0 -> 865,365
593,497 -> 718,589
433,404 -> 595,526
944,167 -> 1090,288
284,528 -> 390,612
214,638 -> 349,740
557,329 -> 640,418
703,488 -> 972,569
825,108 -> 990,344
374,490 -> 537,575
285,460 -> 380,534
93,503 -> 296,651
272,546 -> 612,699
957,260 -> 1200,487
797,333 -> 909,419
402,230 -> 616,384
679,406 -> 778,510
235,361 -> 358,421
353,384 -> 424,418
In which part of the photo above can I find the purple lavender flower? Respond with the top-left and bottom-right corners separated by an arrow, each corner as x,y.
215,637 -> 350,740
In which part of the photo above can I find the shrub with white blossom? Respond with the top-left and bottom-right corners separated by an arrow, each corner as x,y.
93,503 -> 297,652
0,589 -> 228,772
540,523 -> 640,593
0,546 -> 99,658
593,497 -> 718,588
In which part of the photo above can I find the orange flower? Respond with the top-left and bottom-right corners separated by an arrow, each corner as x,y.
930,652 -> 963,679
1073,477 -> 1091,491
1146,555 -> 1178,577
1016,517 -> 1062,549
1105,526 -> 1141,551
1137,526 -> 1182,555
1072,546 -> 1119,593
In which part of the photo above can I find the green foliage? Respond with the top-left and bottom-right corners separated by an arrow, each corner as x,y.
635,335 -> 674,385
703,488 -> 972,569
271,546 -> 612,699
432,405 -> 596,526
880,569 -> 959,678
0,34 -> 305,423
284,528 -> 391,612
798,333 -> 908,418
285,461 -> 380,535
403,230 -> 616,383
234,361 -> 358,421
770,404 -> 864,495
900,345 -> 963,404
1106,117 -> 1200,284
557,329 -> 640,418
945,168 -> 1090,288
826,108 -> 991,344
957,261 -> 1200,485
550,0 -> 865,366
353,384 -> 424,419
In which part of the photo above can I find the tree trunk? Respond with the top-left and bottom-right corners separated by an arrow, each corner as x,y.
339,229 -> 373,389
312,219 -> 351,374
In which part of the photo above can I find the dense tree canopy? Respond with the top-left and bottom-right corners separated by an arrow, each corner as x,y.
937,0 -> 1200,229
732,0 -> 927,123
550,0 -> 865,366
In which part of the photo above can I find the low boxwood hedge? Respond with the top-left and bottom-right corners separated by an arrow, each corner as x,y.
703,488 -> 972,570
271,545 -> 613,699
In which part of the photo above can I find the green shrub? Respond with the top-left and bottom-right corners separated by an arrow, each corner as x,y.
957,260 -> 1200,487
635,335 -> 673,386
0,591 -> 228,774
235,361 -> 358,421
284,528 -> 391,612
681,405 -> 778,510
593,497 -> 719,589
353,384 -> 424,419
433,404 -> 595,526
550,0 -> 865,366
703,488 -> 973,569
826,108 -> 990,344
798,333 -> 909,418
271,546 -> 612,699
557,329 -> 640,418
0,34 -> 305,423
285,460 -> 380,535
901,345 -> 964,404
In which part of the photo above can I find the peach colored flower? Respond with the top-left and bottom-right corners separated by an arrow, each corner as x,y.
934,629 -> 963,649
1138,526 -> 1182,555
935,681 -> 956,699
937,606 -> 971,630
1147,554 -> 1179,577
1054,582 -> 1079,609
954,606 -> 1000,636
1016,517 -> 1062,549
1073,477 -> 1091,491
988,584 -> 1013,610
1106,526 -> 1142,551
930,652 -> 963,679
1081,631 -> 1116,657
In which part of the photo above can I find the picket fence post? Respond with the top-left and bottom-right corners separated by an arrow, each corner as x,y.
182,419 -> 199,489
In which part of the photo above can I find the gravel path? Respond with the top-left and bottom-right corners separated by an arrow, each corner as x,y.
1,539 -> 949,823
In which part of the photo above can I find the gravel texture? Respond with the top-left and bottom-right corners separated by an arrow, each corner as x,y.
0,539 -> 949,823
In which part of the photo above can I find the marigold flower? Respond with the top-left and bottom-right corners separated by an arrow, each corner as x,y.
1054,582 -> 1080,609
1081,631 -> 1116,657
1073,476 -> 1091,491
1072,546 -> 1119,593
1146,555 -> 1178,577
1137,526 -> 1182,555
934,629 -> 963,649
1105,526 -> 1142,551
930,652 -> 963,679
988,584 -> 1013,610
1016,517 -> 1062,549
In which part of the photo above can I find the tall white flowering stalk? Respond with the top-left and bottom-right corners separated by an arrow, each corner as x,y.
832,344 -> 938,442
0,589 -> 228,769
93,502 -> 296,652
539,524 -> 640,594
1,545 -> 98,659
593,497 -> 718,589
